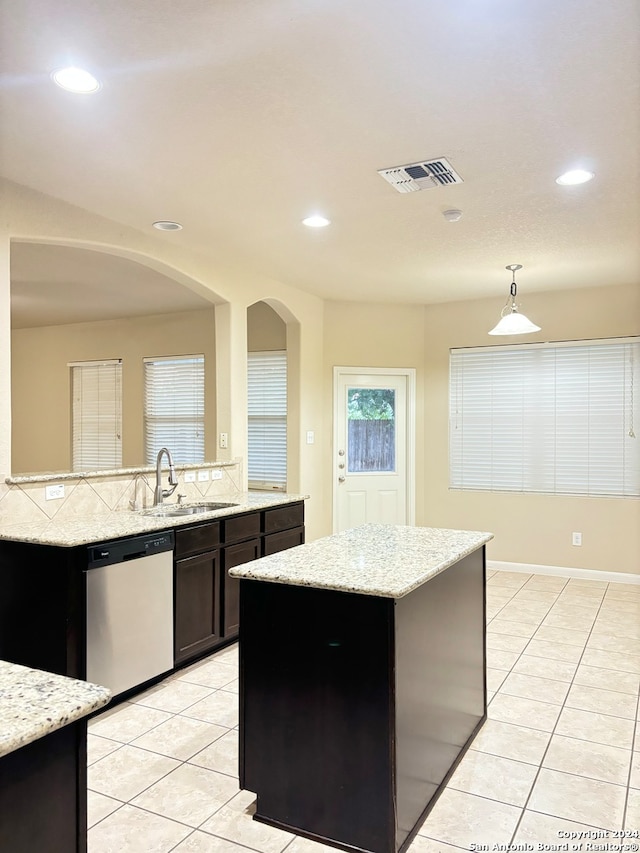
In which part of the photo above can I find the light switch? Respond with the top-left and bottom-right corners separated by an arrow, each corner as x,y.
211,470 -> 223,480
219,432 -> 228,449
184,471 -> 196,483
198,470 -> 210,482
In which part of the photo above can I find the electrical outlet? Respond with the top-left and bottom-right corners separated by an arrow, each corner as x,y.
219,432 -> 228,449
45,483 -> 65,500
184,471 -> 196,483
306,430 -> 315,444
211,469 -> 223,480
572,532 -> 582,546
197,470 -> 210,482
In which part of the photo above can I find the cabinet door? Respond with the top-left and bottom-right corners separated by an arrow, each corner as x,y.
174,550 -> 221,664
222,538 -> 261,637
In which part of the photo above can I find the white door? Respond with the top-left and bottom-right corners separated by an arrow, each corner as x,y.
333,368 -> 415,532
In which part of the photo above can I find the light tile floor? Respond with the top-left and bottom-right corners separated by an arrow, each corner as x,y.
87,571 -> 640,852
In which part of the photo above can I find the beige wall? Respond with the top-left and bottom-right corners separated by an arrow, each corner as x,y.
423,283 -> 640,575
2,180 -> 638,565
0,236 -> 10,475
11,308 -> 217,473
323,302 -> 427,533
324,286 -> 639,575
247,301 -> 286,351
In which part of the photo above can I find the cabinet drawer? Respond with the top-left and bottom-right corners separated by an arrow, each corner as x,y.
223,512 -> 261,545
263,526 -> 305,556
263,502 -> 304,535
174,522 -> 220,560
223,538 -> 261,570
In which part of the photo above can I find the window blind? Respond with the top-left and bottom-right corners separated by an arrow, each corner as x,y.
247,350 -> 287,490
144,355 -> 205,465
70,359 -> 122,470
449,338 -> 640,497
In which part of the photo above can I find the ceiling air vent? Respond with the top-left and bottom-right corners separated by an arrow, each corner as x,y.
378,157 -> 463,193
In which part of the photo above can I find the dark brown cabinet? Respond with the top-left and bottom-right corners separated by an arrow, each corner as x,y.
263,502 -> 304,535
172,501 -> 305,666
0,500 -> 305,676
0,498 -> 304,853
174,549 -> 221,664
222,538 -> 261,636
263,526 -> 305,556
0,720 -> 87,853
239,547 -> 486,853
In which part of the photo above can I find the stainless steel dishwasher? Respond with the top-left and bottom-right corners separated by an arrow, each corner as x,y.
85,531 -> 174,697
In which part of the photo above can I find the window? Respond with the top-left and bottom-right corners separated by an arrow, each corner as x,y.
449,338 -> 640,497
144,355 -> 205,465
247,350 -> 287,490
70,359 -> 122,470
347,387 -> 396,472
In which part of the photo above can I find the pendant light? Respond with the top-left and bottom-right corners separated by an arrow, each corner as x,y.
488,264 -> 541,335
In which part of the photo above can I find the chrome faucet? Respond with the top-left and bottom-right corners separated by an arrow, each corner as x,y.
154,447 -> 179,506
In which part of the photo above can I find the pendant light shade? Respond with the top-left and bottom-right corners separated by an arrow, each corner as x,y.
488,264 -> 541,336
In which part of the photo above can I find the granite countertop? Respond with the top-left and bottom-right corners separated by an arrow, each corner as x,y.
0,660 -> 111,758
229,524 -> 493,598
0,492 -> 308,547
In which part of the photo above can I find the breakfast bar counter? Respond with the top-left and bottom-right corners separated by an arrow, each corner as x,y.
0,661 -> 111,852
230,524 -> 493,853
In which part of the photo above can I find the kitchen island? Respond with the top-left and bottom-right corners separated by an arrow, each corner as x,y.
230,524 -> 493,853
0,660 -> 111,853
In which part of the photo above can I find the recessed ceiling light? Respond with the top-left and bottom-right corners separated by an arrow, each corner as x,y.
51,66 -> 101,94
302,215 -> 330,228
555,169 -> 595,186
442,209 -> 463,222
152,221 -> 183,231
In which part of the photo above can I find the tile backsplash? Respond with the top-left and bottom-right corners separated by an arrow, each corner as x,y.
0,462 -> 243,526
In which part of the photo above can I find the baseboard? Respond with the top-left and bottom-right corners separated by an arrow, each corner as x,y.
487,560 -> 640,586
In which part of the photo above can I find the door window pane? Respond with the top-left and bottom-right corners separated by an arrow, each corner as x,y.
347,387 -> 396,472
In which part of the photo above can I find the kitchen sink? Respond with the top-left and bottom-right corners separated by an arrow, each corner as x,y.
139,502 -> 238,518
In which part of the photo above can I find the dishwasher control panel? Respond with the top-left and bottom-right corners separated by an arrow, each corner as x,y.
87,531 -> 175,569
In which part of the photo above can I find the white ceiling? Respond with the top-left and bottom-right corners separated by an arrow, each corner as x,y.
2,0 -> 639,327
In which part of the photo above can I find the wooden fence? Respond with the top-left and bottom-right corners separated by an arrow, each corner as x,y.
348,419 -> 395,472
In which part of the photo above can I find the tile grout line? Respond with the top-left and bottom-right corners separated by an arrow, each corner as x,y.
88,581 -> 637,851
505,579 -> 633,843
88,648 -> 243,845
486,574 -> 567,709
89,738 -> 243,844
621,687 -> 640,829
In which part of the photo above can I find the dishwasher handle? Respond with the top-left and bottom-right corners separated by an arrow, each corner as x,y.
87,531 -> 174,569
